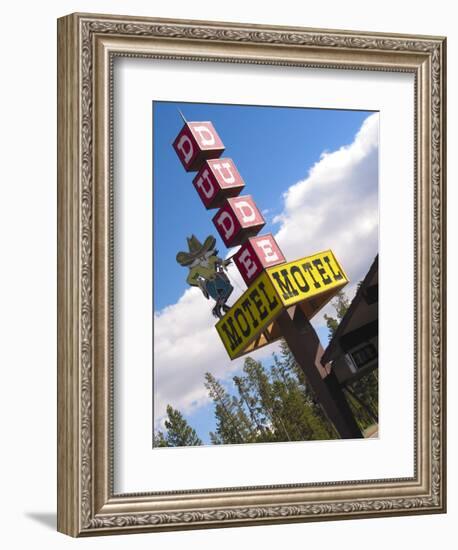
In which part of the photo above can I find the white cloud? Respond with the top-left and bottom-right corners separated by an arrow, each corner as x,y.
153,274 -> 274,428
154,113 -> 379,428
275,112 -> 379,320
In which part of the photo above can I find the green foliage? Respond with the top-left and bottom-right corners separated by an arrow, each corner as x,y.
153,404 -> 202,447
153,430 -> 169,447
324,290 -> 350,339
277,340 -> 337,438
344,370 -> 379,431
204,372 -> 254,444
203,343 -> 338,445
152,286 -> 378,447
323,286 -> 379,432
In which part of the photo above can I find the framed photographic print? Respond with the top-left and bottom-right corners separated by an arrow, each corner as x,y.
57,13 -> 446,536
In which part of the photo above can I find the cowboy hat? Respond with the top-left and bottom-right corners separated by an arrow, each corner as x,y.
176,234 -> 216,266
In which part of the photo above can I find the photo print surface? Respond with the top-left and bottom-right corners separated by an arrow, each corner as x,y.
152,101 -> 379,448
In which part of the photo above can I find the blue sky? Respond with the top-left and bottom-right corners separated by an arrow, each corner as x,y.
153,101 -> 378,445
153,101 -> 371,311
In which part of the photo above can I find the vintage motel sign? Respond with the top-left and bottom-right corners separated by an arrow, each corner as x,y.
171,119 -> 348,359
172,117 -> 362,439
233,233 -> 285,286
267,250 -> 346,307
212,195 -> 266,247
173,121 -> 225,172
193,158 -> 245,209
172,119 -> 348,359
216,250 -> 348,359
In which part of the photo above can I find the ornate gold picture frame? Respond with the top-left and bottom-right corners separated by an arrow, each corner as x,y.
57,13 -> 446,536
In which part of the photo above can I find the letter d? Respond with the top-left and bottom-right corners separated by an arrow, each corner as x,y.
176,135 -> 194,165
216,211 -> 235,242
234,200 -> 256,224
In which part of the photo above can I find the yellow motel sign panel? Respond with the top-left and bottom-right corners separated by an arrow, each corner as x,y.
216,249 -> 348,359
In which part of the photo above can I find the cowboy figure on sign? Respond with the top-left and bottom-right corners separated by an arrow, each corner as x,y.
176,235 -> 234,319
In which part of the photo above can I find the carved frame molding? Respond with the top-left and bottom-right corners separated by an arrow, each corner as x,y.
57,13 -> 446,536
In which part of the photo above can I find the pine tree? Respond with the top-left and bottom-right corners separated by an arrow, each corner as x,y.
153,430 -> 169,447
204,372 -> 253,444
209,431 -> 223,445
242,357 -> 285,441
324,290 -> 350,339
276,339 -> 337,439
202,340 -> 352,445
270,347 -> 337,441
231,394 -> 256,440
233,375 -> 266,436
154,405 -> 202,447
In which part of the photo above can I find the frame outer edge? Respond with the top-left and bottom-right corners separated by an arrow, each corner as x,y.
56,12 -> 447,536
93,27 -> 112,516
438,37 -> 446,511
57,14 -> 82,537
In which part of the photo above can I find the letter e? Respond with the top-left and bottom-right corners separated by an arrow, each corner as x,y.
255,239 -> 279,264
238,249 -> 258,279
